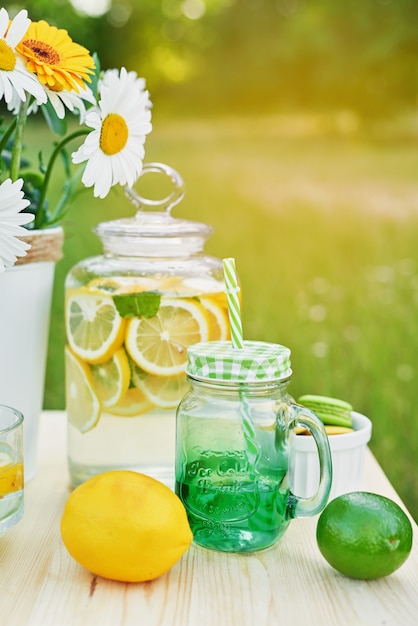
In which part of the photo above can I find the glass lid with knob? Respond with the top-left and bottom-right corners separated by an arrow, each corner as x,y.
95,162 -> 213,257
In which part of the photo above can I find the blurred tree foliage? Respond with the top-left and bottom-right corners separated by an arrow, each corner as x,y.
9,0 -> 418,118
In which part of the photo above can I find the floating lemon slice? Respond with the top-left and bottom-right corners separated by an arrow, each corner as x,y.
131,361 -> 190,409
65,346 -> 101,433
66,289 -> 126,364
0,443 -> 22,497
106,388 -> 155,418
125,298 -> 210,376
199,296 -> 230,341
90,348 -> 131,408
0,461 -> 24,496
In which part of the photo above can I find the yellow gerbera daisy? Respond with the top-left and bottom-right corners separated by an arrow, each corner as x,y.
16,19 -> 95,93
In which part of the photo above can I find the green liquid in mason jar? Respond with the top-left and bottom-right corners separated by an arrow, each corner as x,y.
175,450 -> 291,552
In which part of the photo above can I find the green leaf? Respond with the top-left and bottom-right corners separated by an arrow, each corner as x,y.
21,172 -> 47,222
112,291 -> 161,318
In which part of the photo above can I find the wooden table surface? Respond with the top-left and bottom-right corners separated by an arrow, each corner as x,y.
1,411 -> 417,626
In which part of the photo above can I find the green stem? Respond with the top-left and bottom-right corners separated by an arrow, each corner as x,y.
10,98 -> 29,181
0,117 -> 17,157
34,128 -> 89,229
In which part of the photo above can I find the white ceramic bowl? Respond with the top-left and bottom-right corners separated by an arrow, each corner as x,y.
291,411 -> 372,502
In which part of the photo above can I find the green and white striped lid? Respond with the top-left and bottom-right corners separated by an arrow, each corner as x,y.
186,340 -> 292,383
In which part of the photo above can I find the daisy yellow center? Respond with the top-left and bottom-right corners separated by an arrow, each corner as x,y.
0,40 -> 16,71
100,114 -> 128,155
23,39 -> 60,65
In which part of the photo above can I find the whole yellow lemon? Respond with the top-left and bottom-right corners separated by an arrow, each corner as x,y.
60,470 -> 193,582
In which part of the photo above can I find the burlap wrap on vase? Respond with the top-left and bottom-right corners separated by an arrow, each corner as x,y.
0,227 -> 63,481
15,227 -> 64,265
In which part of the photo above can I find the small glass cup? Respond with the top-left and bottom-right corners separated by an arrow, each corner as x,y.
0,404 -> 24,536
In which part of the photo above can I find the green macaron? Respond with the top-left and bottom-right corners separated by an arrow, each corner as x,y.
297,394 -> 353,428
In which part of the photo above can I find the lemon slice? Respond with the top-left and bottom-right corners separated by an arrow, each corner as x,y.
90,348 -> 131,408
106,388 -> 155,417
125,298 -> 210,376
131,362 -> 190,409
0,462 -> 24,496
65,346 -> 101,433
66,289 -> 126,364
199,296 -> 230,341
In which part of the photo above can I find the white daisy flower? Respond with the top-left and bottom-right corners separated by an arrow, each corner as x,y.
0,178 -> 34,272
0,8 -> 47,107
71,67 -> 152,199
99,68 -> 151,108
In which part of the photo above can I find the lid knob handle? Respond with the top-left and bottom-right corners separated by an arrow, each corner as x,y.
125,162 -> 185,215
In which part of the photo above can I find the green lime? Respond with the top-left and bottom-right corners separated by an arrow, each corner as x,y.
316,491 -> 413,580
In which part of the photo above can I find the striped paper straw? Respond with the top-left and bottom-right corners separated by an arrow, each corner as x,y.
223,258 -> 243,349
240,394 -> 259,467
223,258 -> 260,476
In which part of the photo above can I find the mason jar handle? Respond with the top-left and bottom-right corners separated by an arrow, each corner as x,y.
125,162 -> 185,214
288,404 -> 332,517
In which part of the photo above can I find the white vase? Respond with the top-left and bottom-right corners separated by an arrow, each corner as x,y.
0,227 -> 63,481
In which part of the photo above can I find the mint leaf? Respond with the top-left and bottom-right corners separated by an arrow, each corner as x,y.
112,291 -> 161,318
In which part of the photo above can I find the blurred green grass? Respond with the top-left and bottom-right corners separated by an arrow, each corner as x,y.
42,113 -> 418,520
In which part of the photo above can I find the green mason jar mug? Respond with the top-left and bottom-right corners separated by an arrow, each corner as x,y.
175,340 -> 332,553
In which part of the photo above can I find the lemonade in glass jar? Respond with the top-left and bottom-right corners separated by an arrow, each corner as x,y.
65,163 -> 230,487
